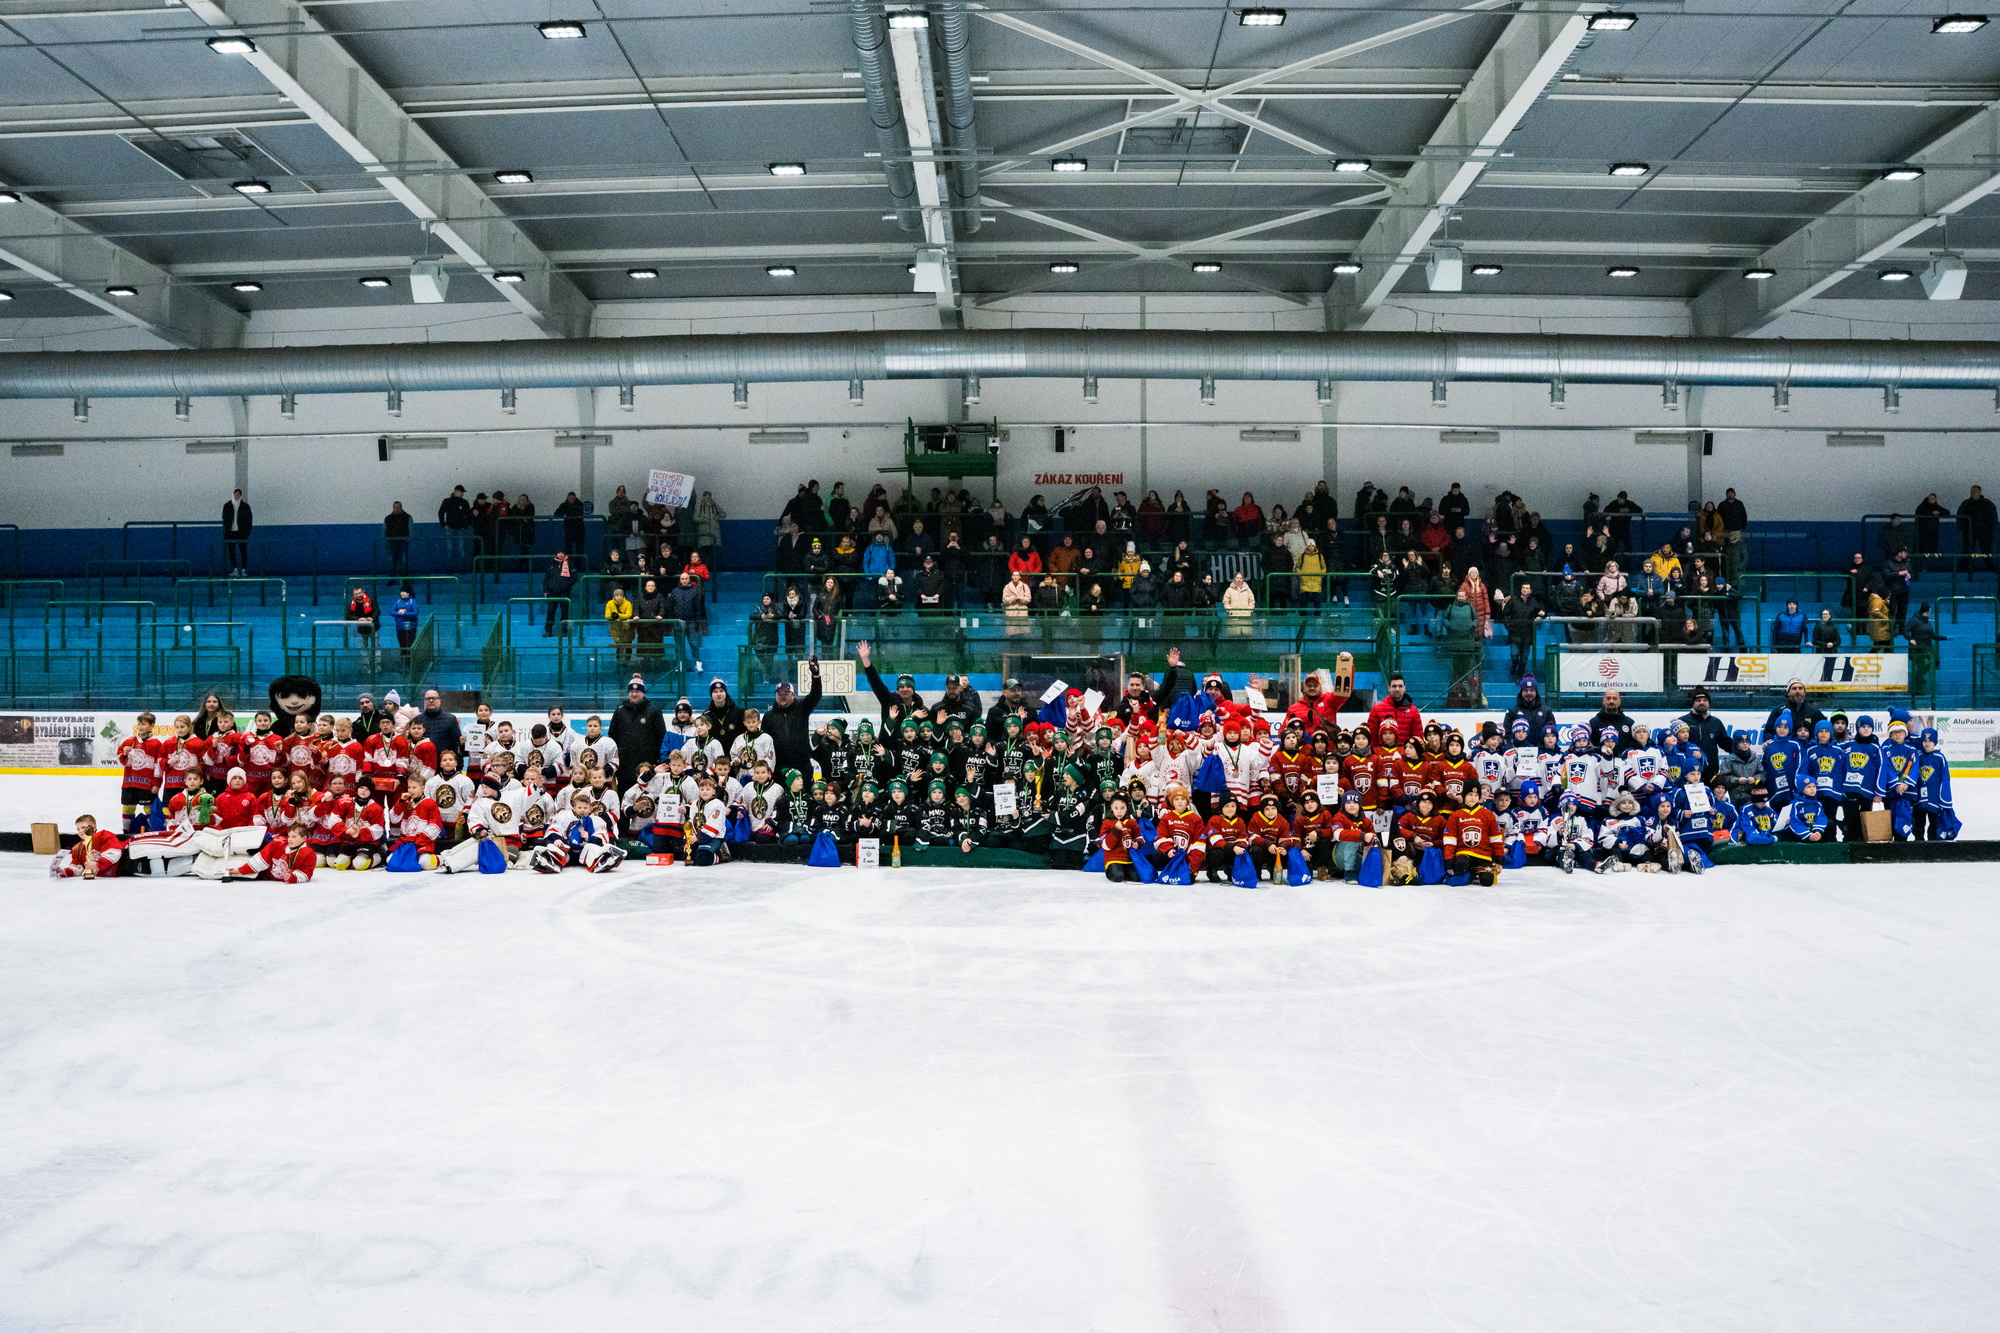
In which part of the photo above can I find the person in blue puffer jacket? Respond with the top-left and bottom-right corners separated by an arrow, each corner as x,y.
1770,599 -> 1807,648
391,586 -> 421,661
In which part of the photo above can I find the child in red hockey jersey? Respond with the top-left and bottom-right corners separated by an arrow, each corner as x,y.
50,815 -> 124,878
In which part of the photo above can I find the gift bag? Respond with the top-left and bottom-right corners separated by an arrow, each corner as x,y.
385,842 -> 423,873
1859,808 -> 1892,843
1231,849 -> 1258,888
725,810 -> 753,844
1158,849 -> 1193,885
476,838 -> 510,874
1285,846 -> 1312,887
1890,797 -> 1913,840
1937,809 -> 1963,842
1356,845 -> 1384,888
1130,850 -> 1158,883
1080,849 -> 1106,873
1417,847 -> 1446,885
807,830 -> 841,867
1168,693 -> 1208,732
1503,840 -> 1527,870
1193,753 -> 1228,795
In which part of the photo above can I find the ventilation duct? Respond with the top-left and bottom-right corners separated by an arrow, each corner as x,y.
5,329 -> 2000,400
849,0 -> 922,234
932,0 -> 983,236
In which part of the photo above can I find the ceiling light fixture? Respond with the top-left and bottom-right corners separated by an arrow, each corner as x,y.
206,35 -> 255,54
1049,261 -> 1079,274
0,190 -> 19,204
0,290 -> 13,301
766,264 -> 797,277
230,179 -> 271,194
537,20 -> 586,39
359,276 -> 392,288
1933,13 -> 1988,31
493,270 -> 525,284
1882,166 -> 1924,181
1878,268 -> 1914,281
1606,265 -> 1640,278
1191,262 -> 1222,273
1588,10 -> 1638,28
105,284 -> 138,297
1744,267 -> 1776,280
1051,157 -> 1088,172
230,280 -> 262,292
1238,7 -> 1287,24
1608,162 -> 1650,176
1332,158 -> 1372,173
1331,261 -> 1362,275
887,10 -> 929,29
627,267 -> 658,280
494,169 -> 534,184
1470,263 -> 1503,276
768,162 -> 807,177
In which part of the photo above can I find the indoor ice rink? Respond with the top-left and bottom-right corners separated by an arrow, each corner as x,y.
7,0 -> 2000,1326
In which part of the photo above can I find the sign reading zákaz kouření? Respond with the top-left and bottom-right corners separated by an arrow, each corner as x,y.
1033,472 -> 1124,486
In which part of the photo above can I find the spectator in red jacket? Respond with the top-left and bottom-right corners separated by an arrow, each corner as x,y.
1366,672 -> 1422,748
1283,669 -> 1351,735
1007,537 -> 1043,576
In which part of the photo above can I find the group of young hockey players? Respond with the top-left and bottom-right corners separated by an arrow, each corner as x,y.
51,656 -> 1960,885
54,700 -> 628,881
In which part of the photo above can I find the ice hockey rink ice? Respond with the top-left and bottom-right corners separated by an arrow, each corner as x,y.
5,837 -> 2000,1332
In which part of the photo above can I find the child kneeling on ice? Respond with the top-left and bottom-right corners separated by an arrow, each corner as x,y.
529,790 -> 627,874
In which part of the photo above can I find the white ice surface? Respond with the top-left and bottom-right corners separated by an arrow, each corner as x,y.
3,852 -> 2000,1332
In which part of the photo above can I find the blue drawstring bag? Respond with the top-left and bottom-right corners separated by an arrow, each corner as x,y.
1037,697 -> 1070,729
1130,850 -> 1157,883
1158,849 -> 1193,885
1891,797 -> 1913,839
1418,847 -> 1446,885
1285,846 -> 1312,886
1936,809 -> 1962,841
147,796 -> 166,833
476,838 -> 510,874
1356,845 -> 1383,887
1446,871 -> 1472,887
1138,817 -> 1157,848
1193,754 -> 1228,795
725,809 -> 752,843
808,830 -> 841,867
1080,849 -> 1105,873
1231,849 -> 1258,887
1503,840 -> 1527,870
385,841 -> 423,873
1168,693 -> 1209,732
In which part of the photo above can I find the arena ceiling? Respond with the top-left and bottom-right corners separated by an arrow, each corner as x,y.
2,0 -> 1999,347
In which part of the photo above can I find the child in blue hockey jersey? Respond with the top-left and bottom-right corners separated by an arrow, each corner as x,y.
1835,715 -> 1882,835
1913,729 -> 1957,841
1880,717 -> 1921,840
1761,711 -> 1803,807
1736,785 -> 1781,845
1802,719 -> 1847,838
1704,783 -> 1739,845
1779,777 -> 1830,841
1670,783 -> 1723,871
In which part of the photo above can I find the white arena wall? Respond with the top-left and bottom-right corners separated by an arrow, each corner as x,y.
3,295 -> 2000,528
